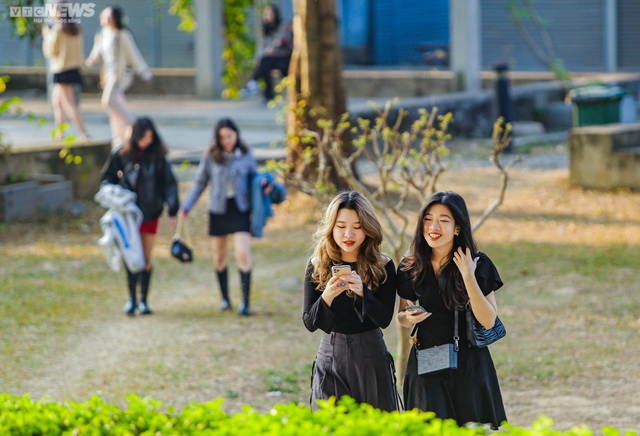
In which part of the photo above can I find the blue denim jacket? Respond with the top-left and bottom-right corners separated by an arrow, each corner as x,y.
250,171 -> 287,238
181,148 -> 258,214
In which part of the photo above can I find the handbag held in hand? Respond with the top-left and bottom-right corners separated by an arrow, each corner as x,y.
412,311 -> 459,375
465,303 -> 506,348
171,215 -> 193,263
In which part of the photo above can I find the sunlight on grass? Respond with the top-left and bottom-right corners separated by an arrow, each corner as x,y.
1,165 -> 639,430
14,242 -> 104,258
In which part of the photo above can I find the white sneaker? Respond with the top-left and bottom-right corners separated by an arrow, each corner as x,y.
247,80 -> 259,93
241,80 -> 259,98
138,301 -> 153,315
123,299 -> 136,315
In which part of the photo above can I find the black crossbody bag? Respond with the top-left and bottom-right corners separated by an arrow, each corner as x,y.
411,311 -> 459,375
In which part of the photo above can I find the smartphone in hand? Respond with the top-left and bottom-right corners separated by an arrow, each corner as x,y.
405,305 -> 426,314
331,265 -> 351,277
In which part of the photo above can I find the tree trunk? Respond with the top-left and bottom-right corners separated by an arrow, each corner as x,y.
287,0 -> 350,188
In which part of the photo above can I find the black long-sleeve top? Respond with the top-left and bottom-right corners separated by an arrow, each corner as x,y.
303,258 -> 397,334
101,146 -> 179,221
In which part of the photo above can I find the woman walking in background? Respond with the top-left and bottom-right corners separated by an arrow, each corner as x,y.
179,118 -> 265,316
101,117 -> 179,315
303,191 -> 400,412
86,5 -> 152,146
41,15 -> 89,140
396,190 -> 506,428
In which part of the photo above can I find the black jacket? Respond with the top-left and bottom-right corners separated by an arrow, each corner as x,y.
101,146 -> 179,221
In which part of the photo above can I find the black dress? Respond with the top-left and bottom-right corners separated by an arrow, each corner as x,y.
397,252 -> 507,428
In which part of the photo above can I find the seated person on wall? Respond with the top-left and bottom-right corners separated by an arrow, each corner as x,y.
243,4 -> 292,102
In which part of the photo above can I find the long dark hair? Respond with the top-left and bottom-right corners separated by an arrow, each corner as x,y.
119,117 -> 168,161
109,5 -> 125,30
402,191 -> 477,310
262,4 -> 282,37
207,117 -> 249,164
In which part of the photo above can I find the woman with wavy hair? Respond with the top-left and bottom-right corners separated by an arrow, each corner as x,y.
396,190 -> 506,428
303,191 -> 400,411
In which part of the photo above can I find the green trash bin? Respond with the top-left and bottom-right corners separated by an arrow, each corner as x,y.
568,85 -> 627,127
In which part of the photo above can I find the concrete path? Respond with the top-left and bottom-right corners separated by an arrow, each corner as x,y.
2,92 -> 291,164
2,91 -> 568,169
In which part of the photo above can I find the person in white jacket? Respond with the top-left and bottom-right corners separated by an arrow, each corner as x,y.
86,6 -> 152,146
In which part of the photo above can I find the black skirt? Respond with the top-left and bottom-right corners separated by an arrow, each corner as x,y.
209,198 -> 250,236
403,343 -> 507,429
53,68 -> 83,85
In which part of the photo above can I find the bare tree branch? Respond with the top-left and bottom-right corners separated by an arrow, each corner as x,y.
523,0 -> 557,60
473,118 -> 520,231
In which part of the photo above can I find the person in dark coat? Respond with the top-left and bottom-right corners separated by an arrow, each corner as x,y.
243,4 -> 292,102
396,190 -> 507,429
101,116 -> 179,315
303,191 -> 400,412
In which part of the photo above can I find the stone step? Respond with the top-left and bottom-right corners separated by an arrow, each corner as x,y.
569,122 -> 640,190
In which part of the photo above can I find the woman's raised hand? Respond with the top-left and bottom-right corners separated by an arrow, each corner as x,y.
452,246 -> 478,279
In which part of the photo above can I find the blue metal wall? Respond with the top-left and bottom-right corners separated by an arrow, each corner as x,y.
618,0 -> 640,70
5,0 -> 638,71
338,0 -> 372,64
371,0 -> 449,66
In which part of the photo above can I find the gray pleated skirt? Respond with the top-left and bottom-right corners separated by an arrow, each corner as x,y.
310,328 -> 401,412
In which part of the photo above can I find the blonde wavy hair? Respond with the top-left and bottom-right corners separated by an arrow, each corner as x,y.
311,191 -> 388,291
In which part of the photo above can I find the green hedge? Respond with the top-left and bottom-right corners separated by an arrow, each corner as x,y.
0,393 -> 635,435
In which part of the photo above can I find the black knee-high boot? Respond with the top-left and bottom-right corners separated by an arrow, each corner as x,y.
124,267 -> 139,315
216,268 -> 231,311
238,270 -> 251,316
139,268 -> 153,315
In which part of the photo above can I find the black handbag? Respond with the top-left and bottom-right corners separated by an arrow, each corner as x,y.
465,303 -> 506,348
412,311 -> 459,375
171,216 -> 193,263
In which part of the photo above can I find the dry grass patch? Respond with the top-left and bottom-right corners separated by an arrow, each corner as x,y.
1,162 -> 639,432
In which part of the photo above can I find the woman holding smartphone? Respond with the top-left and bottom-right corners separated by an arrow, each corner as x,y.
303,191 -> 400,411
396,191 -> 506,428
